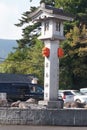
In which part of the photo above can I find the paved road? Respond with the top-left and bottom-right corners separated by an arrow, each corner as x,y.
0,125 -> 87,130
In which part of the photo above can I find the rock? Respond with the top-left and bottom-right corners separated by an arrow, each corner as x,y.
19,102 -> 30,109
70,102 -> 79,108
11,100 -> 21,107
64,102 -> 71,108
26,98 -> 38,104
84,104 -> 87,108
71,102 -> 85,108
0,99 -> 8,107
64,101 -> 85,108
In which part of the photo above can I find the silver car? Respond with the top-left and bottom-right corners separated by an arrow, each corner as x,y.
80,88 -> 87,94
71,90 -> 87,104
59,90 -> 87,104
58,90 -> 74,103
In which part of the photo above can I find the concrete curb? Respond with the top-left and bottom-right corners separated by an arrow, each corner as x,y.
0,107 -> 87,126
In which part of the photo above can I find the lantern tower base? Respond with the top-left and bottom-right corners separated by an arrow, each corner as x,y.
38,100 -> 64,109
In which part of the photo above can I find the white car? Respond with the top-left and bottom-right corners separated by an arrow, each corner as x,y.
58,90 -> 74,103
80,88 -> 87,94
59,90 -> 87,104
71,90 -> 87,104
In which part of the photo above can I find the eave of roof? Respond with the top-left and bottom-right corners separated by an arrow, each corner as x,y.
28,3 -> 74,21
0,73 -> 33,83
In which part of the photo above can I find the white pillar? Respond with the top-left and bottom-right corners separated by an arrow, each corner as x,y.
44,40 -> 59,101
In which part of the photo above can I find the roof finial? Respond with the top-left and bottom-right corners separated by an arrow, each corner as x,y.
40,2 -> 45,8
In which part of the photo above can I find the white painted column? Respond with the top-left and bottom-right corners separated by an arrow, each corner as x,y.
44,40 -> 59,101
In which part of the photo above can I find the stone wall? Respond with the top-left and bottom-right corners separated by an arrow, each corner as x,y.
0,107 -> 87,126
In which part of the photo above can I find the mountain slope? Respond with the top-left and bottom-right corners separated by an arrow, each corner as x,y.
0,39 -> 17,59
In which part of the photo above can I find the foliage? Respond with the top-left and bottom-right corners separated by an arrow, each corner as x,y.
0,38 -> 44,84
59,25 -> 87,89
0,0 -> 87,88
55,0 -> 87,35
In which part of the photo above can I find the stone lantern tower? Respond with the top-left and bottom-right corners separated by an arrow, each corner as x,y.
28,3 -> 73,108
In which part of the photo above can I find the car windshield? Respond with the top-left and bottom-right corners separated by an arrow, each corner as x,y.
73,90 -> 84,95
64,91 -> 74,95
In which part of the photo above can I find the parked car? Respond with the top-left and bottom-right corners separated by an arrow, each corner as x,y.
26,84 -> 44,101
58,90 -> 74,103
80,88 -> 87,94
7,83 -> 44,102
58,90 -> 87,104
71,90 -> 87,104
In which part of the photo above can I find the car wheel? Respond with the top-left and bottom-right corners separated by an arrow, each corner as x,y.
75,99 -> 81,103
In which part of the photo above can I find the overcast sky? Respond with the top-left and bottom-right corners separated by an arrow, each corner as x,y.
0,0 -> 40,40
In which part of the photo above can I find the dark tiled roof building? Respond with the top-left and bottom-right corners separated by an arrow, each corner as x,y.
0,73 -> 33,83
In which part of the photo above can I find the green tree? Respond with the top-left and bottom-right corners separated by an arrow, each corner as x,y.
55,0 -> 87,25
53,0 -> 87,89
15,0 -> 55,49
0,0 -> 55,85
60,25 -> 87,89
0,38 -> 44,85
0,0 -> 87,88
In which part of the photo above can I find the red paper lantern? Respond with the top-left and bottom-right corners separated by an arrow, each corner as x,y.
42,47 -> 50,57
58,48 -> 64,58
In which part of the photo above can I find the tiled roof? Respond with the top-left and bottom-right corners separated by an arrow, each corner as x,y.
45,5 -> 73,17
28,3 -> 74,21
0,73 -> 34,83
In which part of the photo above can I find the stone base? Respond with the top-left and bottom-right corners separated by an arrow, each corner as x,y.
38,99 -> 64,109
0,107 -> 87,126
